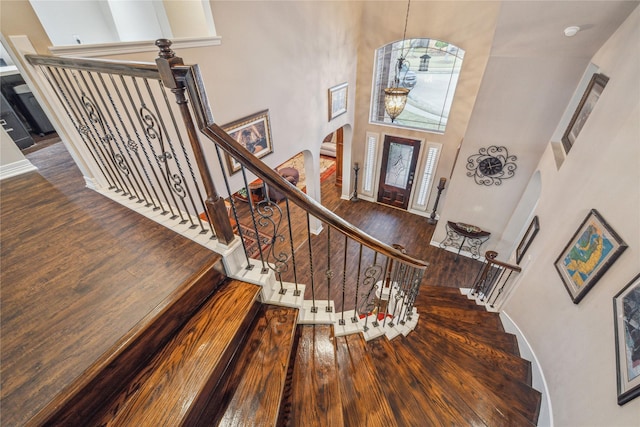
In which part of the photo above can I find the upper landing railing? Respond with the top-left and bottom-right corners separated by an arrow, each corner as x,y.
25,39 -> 428,330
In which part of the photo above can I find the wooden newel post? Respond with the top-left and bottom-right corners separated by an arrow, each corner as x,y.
155,39 -> 235,245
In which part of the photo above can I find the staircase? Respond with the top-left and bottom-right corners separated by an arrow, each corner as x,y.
38,276 -> 540,426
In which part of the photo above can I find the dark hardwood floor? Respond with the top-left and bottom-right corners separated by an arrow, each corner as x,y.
1,141 -> 493,425
232,160 -> 484,312
0,142 -> 222,426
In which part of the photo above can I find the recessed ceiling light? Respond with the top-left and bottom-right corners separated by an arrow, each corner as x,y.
564,26 -> 580,37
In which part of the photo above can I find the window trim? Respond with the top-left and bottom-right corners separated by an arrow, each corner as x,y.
369,38 -> 464,134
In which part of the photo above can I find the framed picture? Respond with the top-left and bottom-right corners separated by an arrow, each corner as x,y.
555,209 -> 627,304
223,110 -> 273,174
613,273 -> 640,405
516,215 -> 540,264
328,82 -> 348,121
561,73 -> 609,153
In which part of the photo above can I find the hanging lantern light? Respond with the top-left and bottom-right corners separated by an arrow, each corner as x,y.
384,0 -> 412,123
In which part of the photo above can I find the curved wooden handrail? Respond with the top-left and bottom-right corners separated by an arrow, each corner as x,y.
200,123 -> 428,270
24,49 -> 428,270
484,251 -> 521,273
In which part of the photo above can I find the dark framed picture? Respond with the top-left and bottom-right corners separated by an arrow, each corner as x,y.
555,209 -> 627,304
516,216 -> 539,264
613,273 -> 640,405
561,73 -> 609,153
328,82 -> 348,121
223,110 -> 273,174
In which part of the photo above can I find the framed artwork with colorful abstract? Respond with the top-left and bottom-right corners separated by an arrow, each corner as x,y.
555,209 -> 627,304
614,273 -> 640,405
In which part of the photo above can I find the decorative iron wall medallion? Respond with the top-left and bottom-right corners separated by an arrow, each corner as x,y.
466,146 -> 517,186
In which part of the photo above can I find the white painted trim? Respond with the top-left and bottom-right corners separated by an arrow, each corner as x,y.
48,36 -> 222,57
0,159 -> 37,180
500,311 -> 553,427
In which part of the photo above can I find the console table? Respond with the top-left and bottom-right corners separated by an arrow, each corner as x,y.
440,221 -> 491,260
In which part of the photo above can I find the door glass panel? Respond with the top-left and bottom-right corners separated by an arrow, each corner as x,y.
384,142 -> 414,188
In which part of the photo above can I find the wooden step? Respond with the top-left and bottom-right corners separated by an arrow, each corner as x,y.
335,334 -> 396,426
91,279 -> 261,426
29,257 -> 227,426
421,304 -> 505,331
203,304 -> 299,426
422,315 -> 520,356
283,325 -> 344,427
422,292 -> 488,311
422,318 -> 532,385
417,334 -> 537,426
419,329 -> 541,422
366,337 -> 488,426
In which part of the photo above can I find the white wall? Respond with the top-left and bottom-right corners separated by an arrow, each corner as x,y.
504,7 -> 640,425
29,0 -> 119,45
107,0 -> 167,42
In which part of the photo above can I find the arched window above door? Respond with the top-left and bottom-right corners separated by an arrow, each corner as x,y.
370,38 -> 464,134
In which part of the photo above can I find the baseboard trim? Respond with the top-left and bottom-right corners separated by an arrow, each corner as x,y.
499,311 -> 553,427
0,159 -> 37,180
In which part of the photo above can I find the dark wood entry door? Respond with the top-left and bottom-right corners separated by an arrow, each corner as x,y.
377,135 -> 420,210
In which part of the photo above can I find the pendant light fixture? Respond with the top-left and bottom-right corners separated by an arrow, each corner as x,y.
384,0 -> 412,123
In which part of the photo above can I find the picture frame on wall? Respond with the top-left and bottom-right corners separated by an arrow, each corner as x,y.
328,82 -> 348,121
516,216 -> 540,264
554,209 -> 627,304
561,73 -> 609,153
222,110 -> 273,174
613,273 -> 640,405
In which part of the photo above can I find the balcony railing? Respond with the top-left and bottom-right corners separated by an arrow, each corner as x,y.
25,39 -> 429,338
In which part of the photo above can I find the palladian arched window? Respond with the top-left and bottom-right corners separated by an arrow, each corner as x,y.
370,38 -> 464,133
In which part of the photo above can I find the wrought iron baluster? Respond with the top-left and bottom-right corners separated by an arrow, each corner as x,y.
157,80 -> 210,234
241,166 -> 268,273
97,72 -> 151,206
284,198 -> 300,296
139,78 -> 187,221
489,269 -> 515,307
115,75 -> 167,212
352,243 -> 364,323
40,65 -> 114,189
56,67 -> 123,191
73,70 -> 131,195
339,234 -> 348,325
306,212 -> 317,313
83,70 -> 142,202
325,226 -> 333,313
130,77 -> 178,217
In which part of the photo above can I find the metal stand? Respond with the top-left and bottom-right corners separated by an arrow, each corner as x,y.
428,177 -> 446,224
351,162 -> 360,202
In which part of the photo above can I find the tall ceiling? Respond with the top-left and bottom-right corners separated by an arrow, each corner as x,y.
491,1 -> 639,58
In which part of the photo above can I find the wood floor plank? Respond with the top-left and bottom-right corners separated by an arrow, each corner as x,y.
211,305 -> 299,427
334,334 -> 395,427
287,325 -> 344,427
1,142 -> 220,427
100,280 -> 261,426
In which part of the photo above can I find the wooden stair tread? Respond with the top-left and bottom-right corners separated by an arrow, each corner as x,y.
29,256 -> 226,426
335,334 -> 396,426
422,315 -> 520,356
206,304 -> 299,426
285,325 -> 344,427
421,305 -> 505,331
366,338 -> 488,426
97,279 -> 261,426
421,329 -> 541,422
417,334 -> 537,426
421,291 -> 488,311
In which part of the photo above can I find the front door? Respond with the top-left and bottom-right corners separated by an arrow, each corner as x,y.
377,135 -> 420,210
